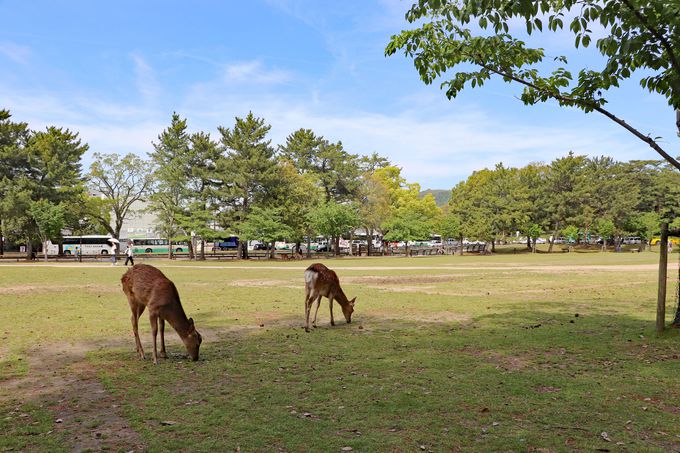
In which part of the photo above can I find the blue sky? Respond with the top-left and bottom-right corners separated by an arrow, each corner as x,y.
0,0 -> 676,189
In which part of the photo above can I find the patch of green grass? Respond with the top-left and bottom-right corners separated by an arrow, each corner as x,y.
0,400 -> 67,452
1,253 -> 679,451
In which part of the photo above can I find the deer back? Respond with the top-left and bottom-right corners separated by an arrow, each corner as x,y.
305,263 -> 341,296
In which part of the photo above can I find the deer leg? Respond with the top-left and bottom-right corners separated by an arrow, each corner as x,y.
159,318 -> 168,358
130,303 -> 145,359
312,295 -> 322,328
329,296 -> 335,326
305,295 -> 313,333
149,312 -> 159,365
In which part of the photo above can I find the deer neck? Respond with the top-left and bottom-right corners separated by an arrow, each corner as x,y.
163,305 -> 192,338
333,285 -> 351,307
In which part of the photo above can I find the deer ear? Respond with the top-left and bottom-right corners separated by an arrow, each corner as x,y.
189,317 -> 194,325
350,297 -> 357,306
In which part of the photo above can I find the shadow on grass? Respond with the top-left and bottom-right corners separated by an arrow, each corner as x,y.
82,309 -> 680,453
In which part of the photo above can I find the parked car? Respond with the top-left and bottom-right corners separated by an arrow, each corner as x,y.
253,242 -> 268,250
623,236 -> 641,244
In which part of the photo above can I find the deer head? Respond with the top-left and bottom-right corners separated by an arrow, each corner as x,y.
182,318 -> 202,361
342,297 -> 357,323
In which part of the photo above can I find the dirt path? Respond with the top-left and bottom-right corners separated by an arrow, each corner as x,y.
3,341 -> 146,452
0,263 -> 667,272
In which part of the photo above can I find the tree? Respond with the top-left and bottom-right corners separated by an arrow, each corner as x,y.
382,208 -> 434,257
29,199 -> 64,262
526,223 -> 544,253
216,113 -> 279,259
274,161 -> 324,258
0,124 -> 87,258
148,113 -> 190,258
88,152 -> 152,239
543,153 -> 588,251
0,109 -> 30,255
180,132 -> 221,260
307,201 -> 359,256
387,0 -> 680,169
239,207 -> 293,259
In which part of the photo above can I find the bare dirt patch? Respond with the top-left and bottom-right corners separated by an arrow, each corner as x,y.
228,279 -> 298,289
344,274 -> 465,285
2,342 -> 146,452
459,346 -> 531,371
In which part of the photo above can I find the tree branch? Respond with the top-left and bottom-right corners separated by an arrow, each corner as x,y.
619,0 -> 680,79
475,61 -> 680,171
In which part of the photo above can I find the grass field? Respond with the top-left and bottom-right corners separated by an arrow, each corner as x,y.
1,252 -> 679,452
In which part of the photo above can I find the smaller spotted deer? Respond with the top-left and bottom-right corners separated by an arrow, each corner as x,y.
304,263 -> 356,332
121,264 -> 202,364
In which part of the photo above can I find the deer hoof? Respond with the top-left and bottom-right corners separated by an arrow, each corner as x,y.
305,327 -> 310,333
331,321 -> 335,326
160,352 -> 168,359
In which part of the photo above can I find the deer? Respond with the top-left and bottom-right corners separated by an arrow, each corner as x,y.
304,263 -> 357,332
121,264 -> 202,364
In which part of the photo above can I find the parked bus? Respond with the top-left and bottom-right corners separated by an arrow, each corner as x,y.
47,235 -> 113,255
124,238 -> 188,254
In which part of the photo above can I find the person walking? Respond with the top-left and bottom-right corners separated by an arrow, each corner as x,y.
124,243 -> 135,266
110,241 -> 117,265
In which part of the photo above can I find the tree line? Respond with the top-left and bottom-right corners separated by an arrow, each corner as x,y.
448,154 -> 679,253
1,108 -> 678,260
0,109 -> 441,259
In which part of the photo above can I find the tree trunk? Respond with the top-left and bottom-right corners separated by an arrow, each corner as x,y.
405,241 -> 409,257
43,239 -> 48,262
26,238 -> 33,260
526,236 -> 531,250
269,241 -> 275,260
200,240 -> 206,261
657,222 -> 669,335
672,246 -> 680,327
459,234 -> 464,256
335,236 -> 340,256
306,236 -> 311,259
491,239 -> 496,253
189,240 -> 195,260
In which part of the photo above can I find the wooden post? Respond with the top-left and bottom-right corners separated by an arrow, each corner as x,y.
657,222 -> 669,335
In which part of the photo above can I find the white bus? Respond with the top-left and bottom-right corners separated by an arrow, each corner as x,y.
47,235 -> 113,255
123,238 -> 188,254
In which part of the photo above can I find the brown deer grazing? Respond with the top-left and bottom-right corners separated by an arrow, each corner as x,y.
121,264 -> 202,364
304,263 -> 356,332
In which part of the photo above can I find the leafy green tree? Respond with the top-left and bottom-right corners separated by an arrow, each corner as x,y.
88,152 -> 152,239
180,131 -> 221,260
240,207 -> 293,259
382,207 -> 434,257
0,124 -> 87,257
29,199 -> 64,262
274,161 -> 324,257
387,0 -> 680,170
0,109 -> 30,254
562,225 -> 580,244
543,153 -> 588,251
148,113 -> 190,258
526,223 -> 544,253
216,112 -> 279,258
437,209 -> 461,253
594,218 -> 616,251
307,201 -> 359,256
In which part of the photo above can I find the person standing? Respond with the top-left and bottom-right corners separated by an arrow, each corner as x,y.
110,241 -> 117,265
124,243 -> 134,266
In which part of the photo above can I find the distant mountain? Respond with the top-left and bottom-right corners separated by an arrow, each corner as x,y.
419,189 -> 451,207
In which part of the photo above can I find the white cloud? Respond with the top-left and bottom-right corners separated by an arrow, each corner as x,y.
0,42 -> 30,64
130,54 -> 161,102
222,60 -> 292,85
